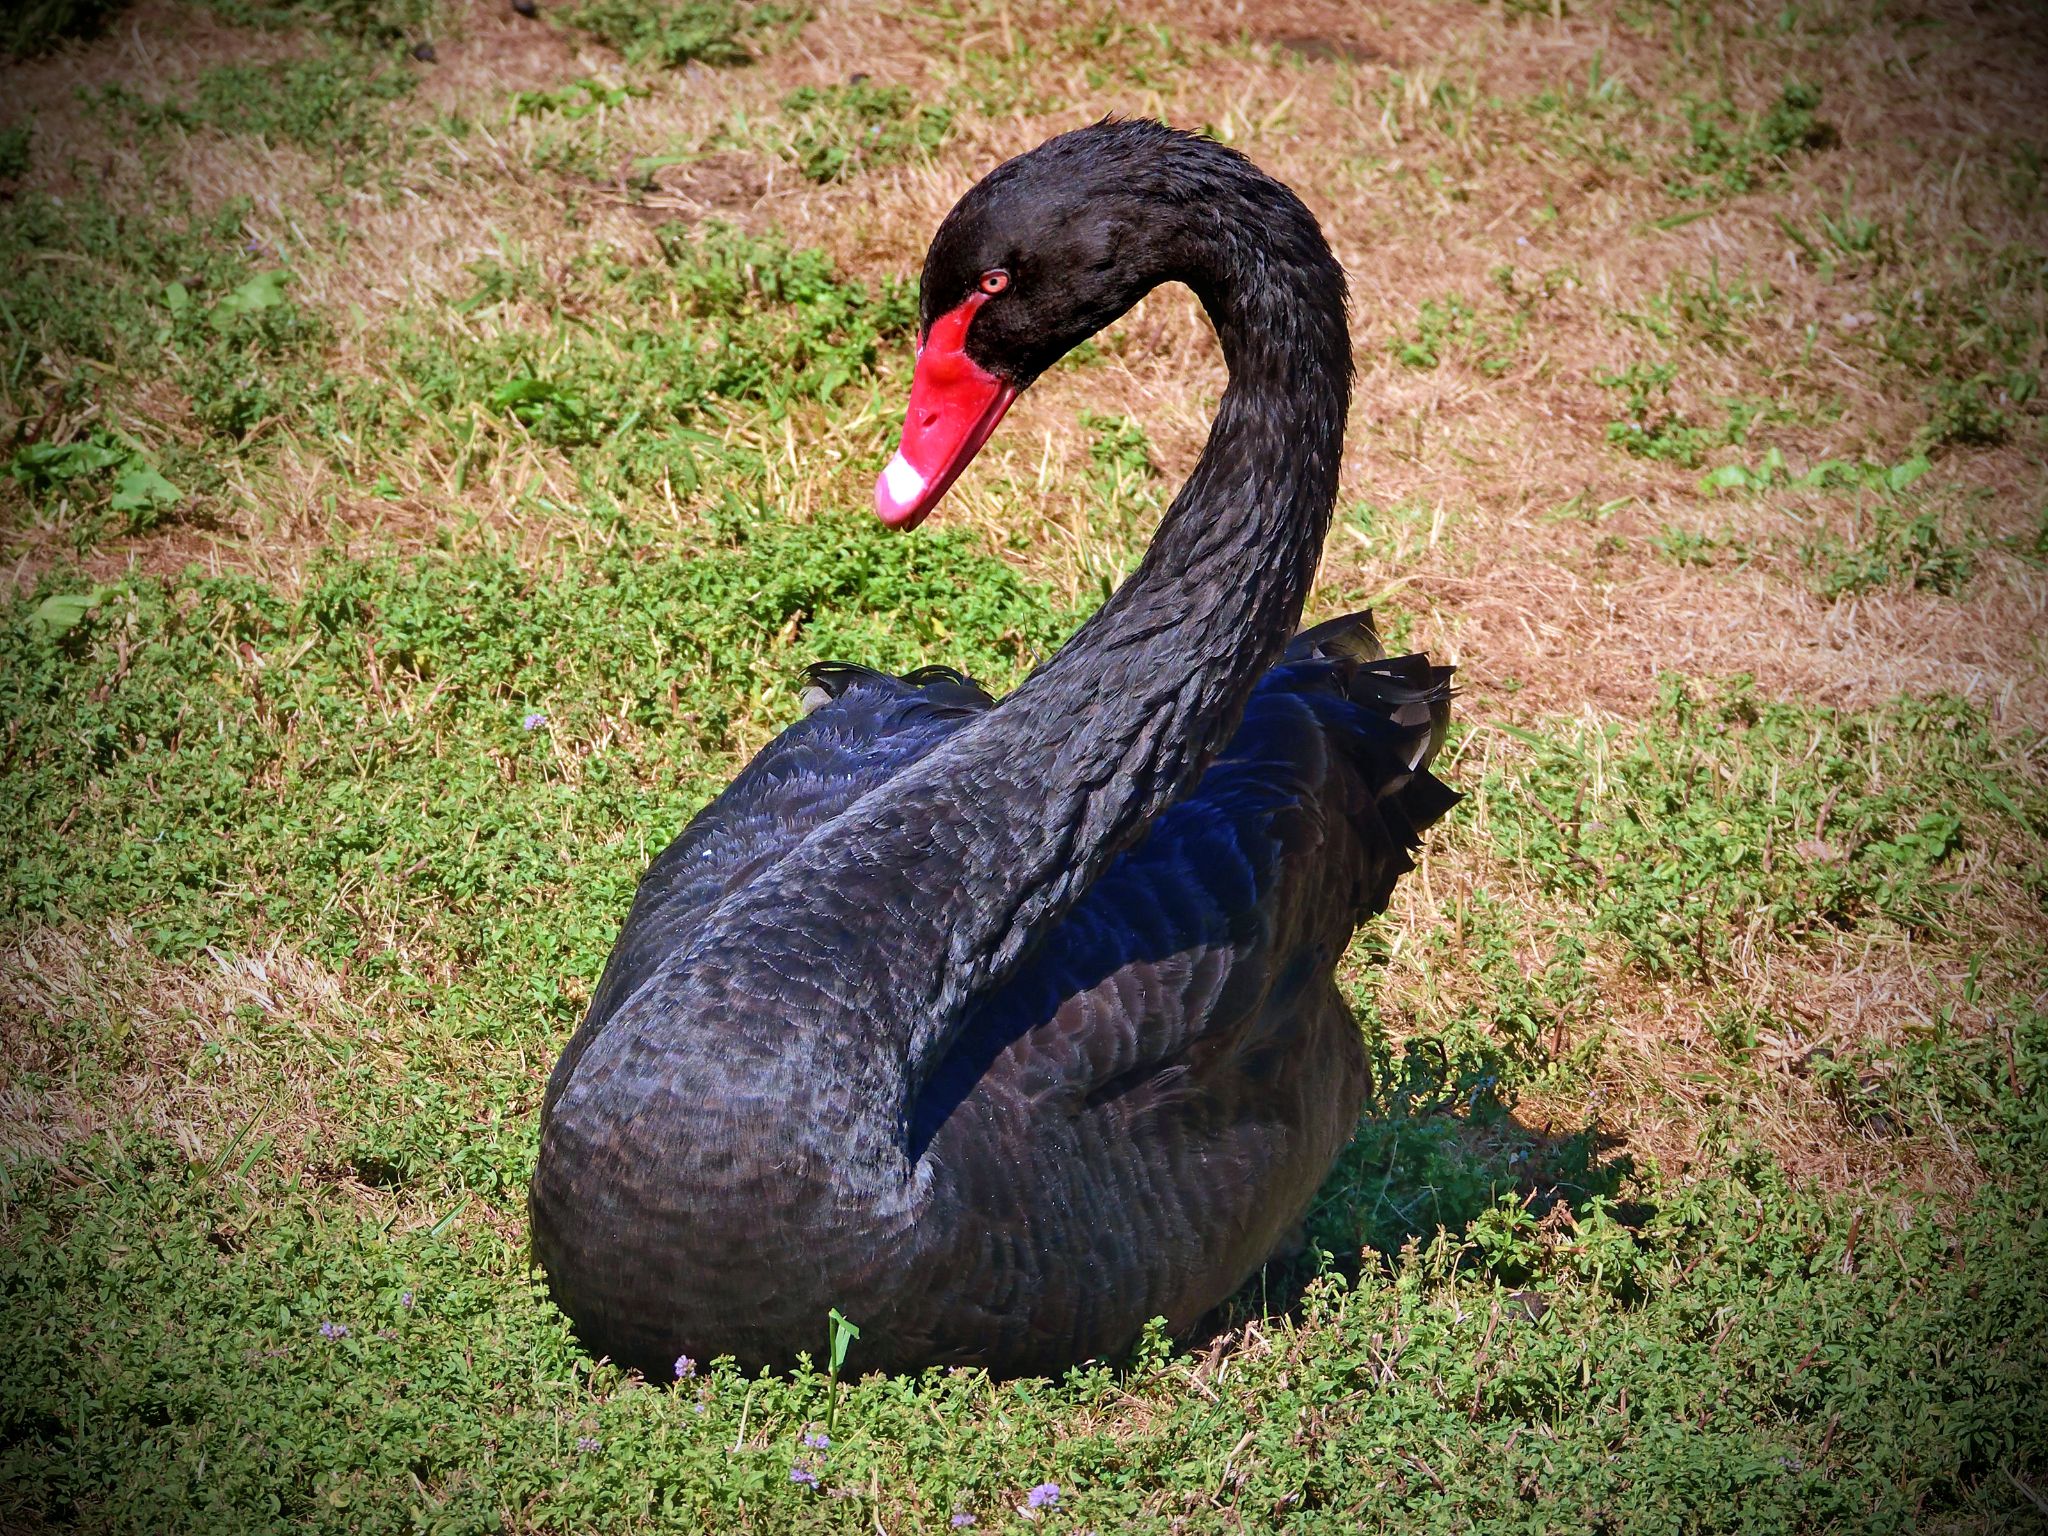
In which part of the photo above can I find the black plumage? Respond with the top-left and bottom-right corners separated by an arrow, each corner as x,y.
529,120 -> 1457,1378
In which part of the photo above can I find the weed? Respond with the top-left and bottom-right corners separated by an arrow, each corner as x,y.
0,124 -> 31,179
0,187 -> 329,553
2020,506 -> 2048,566
1619,262 -> 1770,350
565,0 -> 800,69
1649,523 -> 1748,569
1525,50 -> 1648,171
335,223 -> 913,498
0,191 -> 274,421
6,431 -> 184,537
1388,296 -> 1522,373
824,1307 -> 860,1431
1598,363 -> 1790,467
1917,374 -> 2016,451
1597,361 -> 1719,463
511,78 -> 648,121
776,81 -> 953,183
174,267 -> 332,441
1082,411 -> 1158,508
200,0 -> 433,41
0,508 -> 1071,961
1064,412 -> 1162,596
1,0 -> 127,56
1342,498 -> 1444,566
1063,11 -> 1196,92
1868,246 -> 2047,382
1801,503 -> 1975,599
1667,81 -> 1834,201
1698,450 -> 1929,498
1691,448 -> 1971,600
1373,70 -> 1480,144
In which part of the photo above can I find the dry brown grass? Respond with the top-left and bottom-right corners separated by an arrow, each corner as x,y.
0,922 -> 348,1168
0,920 -> 542,1244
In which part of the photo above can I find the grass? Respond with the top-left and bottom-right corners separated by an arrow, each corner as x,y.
563,0 -> 804,69
1,0 -> 2045,1531
104,57 -> 416,157
0,0 -> 128,58
770,80 -> 954,182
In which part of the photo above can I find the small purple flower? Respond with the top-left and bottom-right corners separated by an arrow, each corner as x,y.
1026,1483 -> 1060,1509
950,1515 -> 977,1528
802,1431 -> 830,1450
576,1436 -> 601,1452
789,1464 -> 819,1489
674,1354 -> 696,1379
522,711 -> 547,730
399,1290 -> 414,1309
319,1321 -> 348,1340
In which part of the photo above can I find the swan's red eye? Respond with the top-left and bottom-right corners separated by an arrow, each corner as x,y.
978,270 -> 1010,295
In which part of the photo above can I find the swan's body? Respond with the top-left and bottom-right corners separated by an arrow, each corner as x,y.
530,122 -> 1455,1378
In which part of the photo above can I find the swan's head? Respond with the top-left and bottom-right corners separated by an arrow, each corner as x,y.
876,120 -> 1234,528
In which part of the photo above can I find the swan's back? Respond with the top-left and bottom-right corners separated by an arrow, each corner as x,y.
544,666 -> 992,1121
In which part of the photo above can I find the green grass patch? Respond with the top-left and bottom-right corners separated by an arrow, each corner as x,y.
1873,245 -> 2046,374
1080,411 -> 1160,533
1689,453 -> 1978,599
1598,362 -> 1792,467
5,543 -> 2043,1525
1523,50 -> 1651,172
1917,373 -> 2021,452
1475,676 -> 2036,979
1799,500 -> 1976,599
511,78 -> 648,121
1387,295 -> 1523,374
0,506 -> 1071,964
0,123 -> 32,179
564,0 -> 803,69
774,80 -> 953,183
0,190 -> 332,543
1666,81 -> 1834,202
1618,262 -> 1772,351
362,223 -> 914,472
199,0 -> 435,41
99,46 -> 416,155
1648,521 -> 1751,571
0,191 -> 290,420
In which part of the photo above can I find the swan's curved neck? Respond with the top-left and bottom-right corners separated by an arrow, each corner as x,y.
937,234 -> 1353,1004
880,194 -> 1353,1067
682,183 -> 1351,1145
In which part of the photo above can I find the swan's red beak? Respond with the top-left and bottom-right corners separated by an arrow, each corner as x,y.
875,293 -> 1018,529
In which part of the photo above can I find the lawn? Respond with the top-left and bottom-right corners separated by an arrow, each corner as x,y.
1,0 -> 2044,1530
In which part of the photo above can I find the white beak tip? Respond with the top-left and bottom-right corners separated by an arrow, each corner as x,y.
878,453 -> 928,515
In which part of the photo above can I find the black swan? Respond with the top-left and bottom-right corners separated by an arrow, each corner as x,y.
530,120 -> 1456,1379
